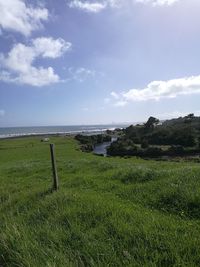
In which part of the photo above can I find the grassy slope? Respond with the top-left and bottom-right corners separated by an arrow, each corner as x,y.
0,136 -> 200,266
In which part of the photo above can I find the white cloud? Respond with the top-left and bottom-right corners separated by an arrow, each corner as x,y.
68,67 -> 96,82
105,92 -> 126,107
0,37 -> 71,86
68,0 -> 123,12
33,37 -> 71,59
68,0 -> 107,13
0,0 -> 48,36
110,75 -> 200,106
111,91 -> 119,99
0,110 -> 5,116
68,0 -> 179,12
110,92 -> 128,107
135,0 -> 179,6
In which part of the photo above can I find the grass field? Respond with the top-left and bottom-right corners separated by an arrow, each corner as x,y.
0,136 -> 200,266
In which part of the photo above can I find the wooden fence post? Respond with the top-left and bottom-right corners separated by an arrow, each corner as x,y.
50,144 -> 59,191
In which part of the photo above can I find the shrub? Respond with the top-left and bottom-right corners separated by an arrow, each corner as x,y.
141,139 -> 149,149
168,145 -> 184,155
142,147 -> 163,157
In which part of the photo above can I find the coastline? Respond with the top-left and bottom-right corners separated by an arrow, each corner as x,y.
0,128 -> 120,140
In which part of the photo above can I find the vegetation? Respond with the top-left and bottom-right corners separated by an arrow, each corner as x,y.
1,136 -> 200,266
107,114 -> 200,157
75,134 -> 111,152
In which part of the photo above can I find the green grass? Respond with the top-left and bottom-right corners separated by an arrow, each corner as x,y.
0,136 -> 200,266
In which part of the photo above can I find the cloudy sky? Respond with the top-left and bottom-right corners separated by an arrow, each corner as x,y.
0,0 -> 200,126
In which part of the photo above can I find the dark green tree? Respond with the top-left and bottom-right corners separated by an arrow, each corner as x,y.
145,117 -> 159,131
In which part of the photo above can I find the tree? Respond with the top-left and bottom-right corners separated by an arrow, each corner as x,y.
184,113 -> 195,123
186,113 -> 194,119
145,117 -> 159,130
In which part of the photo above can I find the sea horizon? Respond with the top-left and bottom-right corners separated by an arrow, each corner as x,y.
0,124 -> 131,139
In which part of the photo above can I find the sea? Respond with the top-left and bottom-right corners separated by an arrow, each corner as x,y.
0,124 -> 129,139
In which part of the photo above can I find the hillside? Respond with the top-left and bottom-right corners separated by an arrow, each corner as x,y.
1,136 -> 200,266
108,114 -> 200,157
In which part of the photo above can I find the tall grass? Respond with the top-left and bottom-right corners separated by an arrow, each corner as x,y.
0,136 -> 200,266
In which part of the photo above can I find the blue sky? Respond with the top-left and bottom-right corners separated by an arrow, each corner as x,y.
0,0 -> 200,126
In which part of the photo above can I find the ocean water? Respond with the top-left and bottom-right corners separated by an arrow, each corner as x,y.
0,125 -> 128,139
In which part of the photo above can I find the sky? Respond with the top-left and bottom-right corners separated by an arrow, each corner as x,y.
0,0 -> 200,127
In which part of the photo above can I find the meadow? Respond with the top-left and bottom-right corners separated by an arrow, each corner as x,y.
0,136 -> 200,266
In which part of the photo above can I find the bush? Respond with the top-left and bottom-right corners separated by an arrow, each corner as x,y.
80,144 -> 94,152
107,140 -> 138,156
142,147 -> 163,157
141,139 -> 149,149
168,145 -> 184,155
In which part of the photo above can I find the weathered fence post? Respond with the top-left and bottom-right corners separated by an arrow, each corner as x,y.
50,144 -> 59,191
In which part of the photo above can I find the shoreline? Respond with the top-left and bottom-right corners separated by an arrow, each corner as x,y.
0,129 -> 116,140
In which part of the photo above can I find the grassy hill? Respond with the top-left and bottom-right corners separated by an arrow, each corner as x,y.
1,136 -> 200,266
